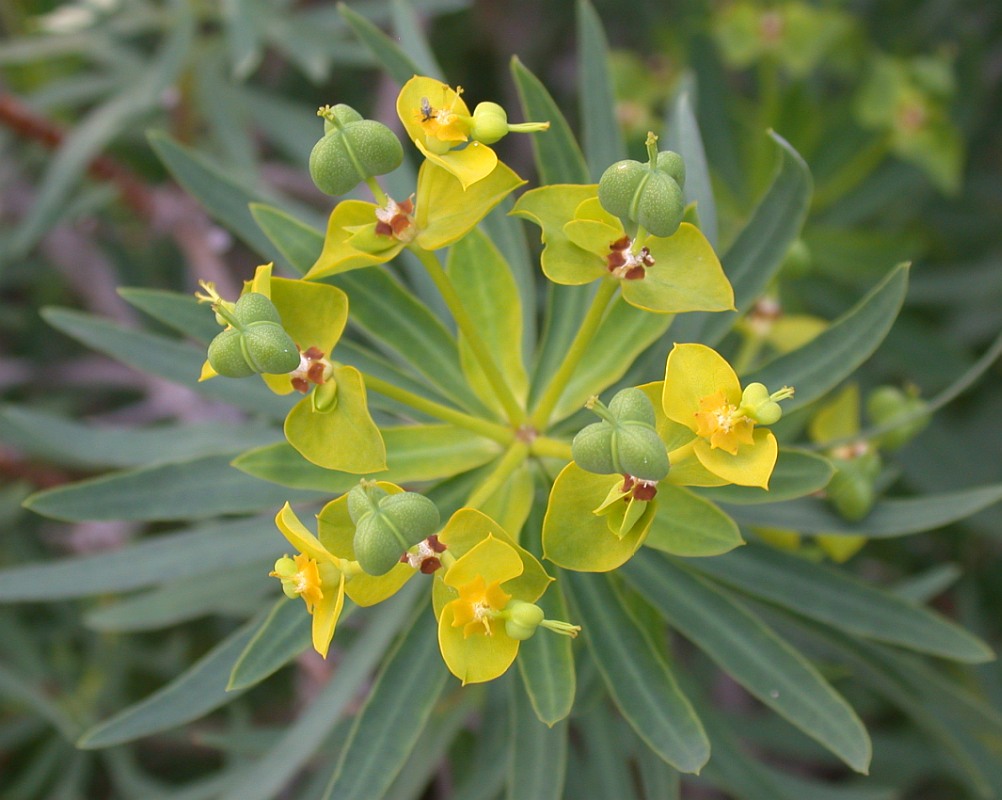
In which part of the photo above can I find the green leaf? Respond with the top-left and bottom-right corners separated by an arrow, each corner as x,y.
84,564 -> 270,632
338,2 -> 422,86
219,592 -> 417,800
322,602 -> 449,800
644,485 -> 744,557
623,552 -> 871,773
0,404 -> 280,469
510,56 -> 589,186
390,0 -> 444,80
447,228 -> 529,414
688,544 -> 992,663
25,454 -> 323,522
552,297 -> 672,422
249,203 -> 322,275
665,91 -> 717,248
508,672 -> 568,800
0,517 -> 281,602
12,1 -> 194,255
697,449 -> 834,505
724,482 -> 1002,538
0,662 -> 79,740
41,307 -> 292,418
234,425 -> 501,491
563,572 -> 710,773
77,616 -> 261,748
516,581 -> 576,726
671,133 -> 812,347
119,287 -> 221,343
148,131 -> 281,261
227,597 -> 312,691
229,597 -> 310,693
747,264 -> 910,413
576,0 -> 625,180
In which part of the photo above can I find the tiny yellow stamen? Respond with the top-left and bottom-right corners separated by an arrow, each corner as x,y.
270,553 -> 324,613
447,574 -> 512,638
694,390 -> 756,455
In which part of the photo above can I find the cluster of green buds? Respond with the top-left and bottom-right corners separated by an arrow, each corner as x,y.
309,104 -> 404,196
597,132 -> 686,238
347,481 -> 441,576
572,388 -> 670,486
196,282 -> 299,378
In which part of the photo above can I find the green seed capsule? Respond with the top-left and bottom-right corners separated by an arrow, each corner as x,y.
471,101 -> 509,144
348,485 -> 441,576
866,386 -> 930,451
826,453 -> 881,521
597,143 -> 687,238
572,388 -> 669,482
233,292 -> 282,326
309,105 -> 404,196
207,328 -> 256,378
504,600 -> 545,641
240,322 -> 300,374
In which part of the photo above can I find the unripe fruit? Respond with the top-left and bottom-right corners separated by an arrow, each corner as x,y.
309,105 -> 404,196
471,102 -> 509,144
348,485 -> 441,576
741,382 -> 783,425
598,150 -> 687,238
866,386 -> 930,451
206,293 -> 299,377
572,388 -> 669,482
827,453 -> 881,522
504,600 -> 545,641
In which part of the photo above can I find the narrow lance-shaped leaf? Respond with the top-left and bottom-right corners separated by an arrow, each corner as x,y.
516,579 -> 577,726
508,671 -> 569,800
746,264 -> 909,413
686,543 -> 992,663
723,482 -> 1002,539
576,0 -> 626,179
227,597 -> 313,691
322,602 -> 449,800
622,552 -> 872,773
665,89 -> 718,248
338,1 -> 423,86
563,571 -> 710,774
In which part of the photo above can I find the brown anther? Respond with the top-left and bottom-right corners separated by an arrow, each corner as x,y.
640,247 -> 655,267
398,197 -> 414,214
420,558 -> 442,574
375,220 -> 393,237
607,250 -> 627,270
633,481 -> 658,501
610,236 -> 631,251
306,362 -> 326,384
303,346 -> 325,360
624,266 -> 646,280
291,377 -> 310,394
426,534 -> 447,553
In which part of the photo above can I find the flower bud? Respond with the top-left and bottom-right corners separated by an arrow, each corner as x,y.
740,383 -> 782,424
348,485 -> 441,576
310,104 -> 404,196
572,389 -> 669,482
866,386 -> 930,451
504,600 -> 545,641
597,139 -> 686,238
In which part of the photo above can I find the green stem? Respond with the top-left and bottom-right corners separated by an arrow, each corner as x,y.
365,176 -> 388,206
410,246 -> 526,425
531,436 -> 572,461
466,441 -> 530,509
530,279 -> 618,428
361,372 -> 513,445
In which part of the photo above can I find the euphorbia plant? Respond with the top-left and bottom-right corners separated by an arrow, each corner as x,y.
9,5 -> 1002,797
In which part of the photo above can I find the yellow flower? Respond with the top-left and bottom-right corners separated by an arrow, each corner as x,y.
661,343 -> 792,488
271,503 -> 347,659
397,76 -> 497,188
431,509 -> 576,685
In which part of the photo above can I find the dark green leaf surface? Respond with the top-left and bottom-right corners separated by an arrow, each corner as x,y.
322,603 -> 449,800
644,485 -> 743,557
665,90 -> 718,248
0,517 -> 281,601
227,597 -> 312,691
687,544 -> 993,662
564,572 -> 710,773
338,2 -> 422,85
508,671 -> 568,800
623,552 -> 871,773
516,581 -> 576,726
25,454 -> 323,522
747,264 -> 909,413
577,0 -> 625,180
41,307 -> 292,417
119,287 -> 221,343
77,617 -> 260,748
724,483 -> 1002,538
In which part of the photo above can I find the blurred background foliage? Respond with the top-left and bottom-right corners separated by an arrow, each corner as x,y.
1,0 -> 1001,798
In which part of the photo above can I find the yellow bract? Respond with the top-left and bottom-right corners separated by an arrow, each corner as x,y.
662,343 -> 778,489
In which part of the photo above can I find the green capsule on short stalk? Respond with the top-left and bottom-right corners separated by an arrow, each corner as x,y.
571,388 -> 669,482
206,292 -> 299,378
598,133 -> 686,238
309,104 -> 404,196
348,483 -> 441,576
